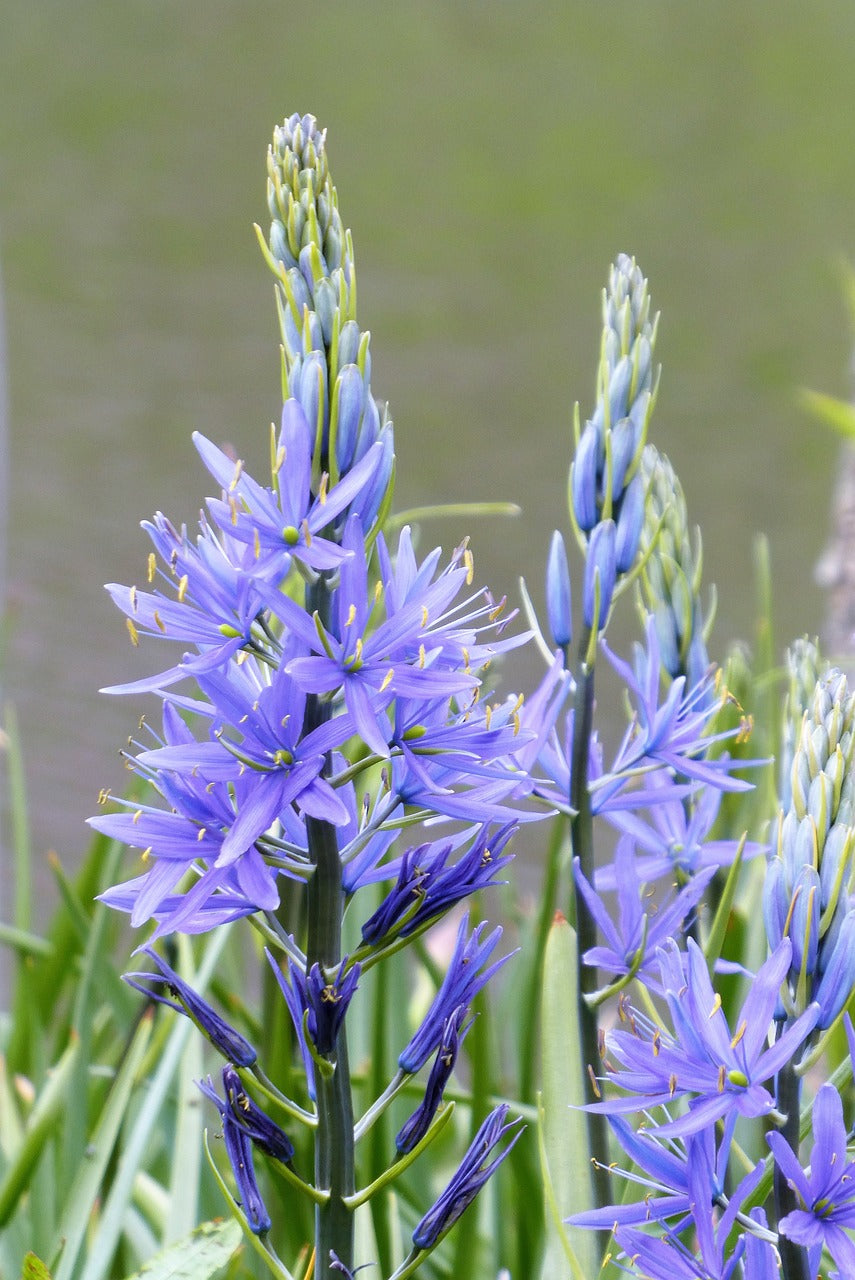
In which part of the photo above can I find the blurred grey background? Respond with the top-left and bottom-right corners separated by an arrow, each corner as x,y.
2,1 -> 855,920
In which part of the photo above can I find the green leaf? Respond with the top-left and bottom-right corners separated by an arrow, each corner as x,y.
51,1010 -> 154,1280
538,915 -> 600,1280
799,387 -> 855,438
0,1035 -> 81,1226
120,1218 -> 243,1280
21,1253 -> 53,1280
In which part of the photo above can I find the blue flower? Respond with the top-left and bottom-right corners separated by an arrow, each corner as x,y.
589,938 -> 819,1138
412,1104 -> 523,1250
769,1083 -> 855,1279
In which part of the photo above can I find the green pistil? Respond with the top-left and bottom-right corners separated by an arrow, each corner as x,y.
727,1068 -> 748,1087
283,525 -> 300,546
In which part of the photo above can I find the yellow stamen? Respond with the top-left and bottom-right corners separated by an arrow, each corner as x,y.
126,618 -> 140,647
147,552 -> 156,584
177,575 -> 189,602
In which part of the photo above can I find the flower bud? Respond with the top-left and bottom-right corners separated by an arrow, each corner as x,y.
546,530 -> 572,648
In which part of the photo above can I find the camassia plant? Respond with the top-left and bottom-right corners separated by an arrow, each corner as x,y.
85,114 -> 855,1280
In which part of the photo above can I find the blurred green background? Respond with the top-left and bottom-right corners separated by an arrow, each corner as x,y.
2,1 -> 855,897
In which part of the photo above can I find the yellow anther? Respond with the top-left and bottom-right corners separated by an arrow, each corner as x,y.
353,637 -> 363,663
380,667 -> 394,693
177,575 -> 189,602
484,704 -> 493,730
97,788 -> 111,805
228,459 -> 243,492
229,496 -> 239,526
464,548 -> 474,585
587,1064 -> 602,1098
302,518 -> 312,546
254,529 -> 261,560
142,847 -> 152,861
731,1020 -> 747,1049
717,1065 -> 726,1092
421,606 -> 429,628
737,714 -> 754,744
237,650 -> 249,665
197,827 -> 207,841
154,610 -> 166,633
668,1073 -> 678,1097
708,993 -> 722,1018
418,643 -> 426,669
132,809 -> 143,824
126,618 -> 140,647
652,1030 -> 661,1057
374,580 -> 383,603
147,552 -> 156,584
130,585 -> 138,611
345,603 -> 357,628
319,472 -> 329,504
274,445 -> 286,474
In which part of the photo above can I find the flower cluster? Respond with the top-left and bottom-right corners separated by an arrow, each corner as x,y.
92,114 -> 533,1279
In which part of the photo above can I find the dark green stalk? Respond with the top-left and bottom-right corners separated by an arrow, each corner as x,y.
303,579 -> 355,1279
568,633 -> 610,1211
774,1046 -> 810,1280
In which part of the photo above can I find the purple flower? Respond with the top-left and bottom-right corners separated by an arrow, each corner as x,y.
398,914 -> 512,1073
90,704 -> 288,935
360,824 -> 514,947
612,1154 -> 767,1279
412,1104 -> 523,1250
568,1115 -> 734,1232
269,516 -> 527,758
769,1083 -> 855,1279
289,958 -> 361,1056
396,1006 -> 470,1154
198,1065 -> 294,1164
124,947 -> 256,1066
195,399 -> 385,573
574,837 -> 717,987
589,938 -> 819,1138
597,769 -> 764,887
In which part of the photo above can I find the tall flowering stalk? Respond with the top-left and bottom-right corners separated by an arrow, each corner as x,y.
81,111 -> 855,1280
92,115 -> 533,1280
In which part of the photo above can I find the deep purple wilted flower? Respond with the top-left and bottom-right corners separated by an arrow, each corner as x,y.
768,1083 -> 855,1278
360,823 -> 514,947
396,1006 -> 470,1154
589,938 -> 819,1138
412,1104 -> 524,1250
289,958 -> 361,1056
124,947 -> 257,1066
198,1065 -> 294,1164
398,914 -> 512,1073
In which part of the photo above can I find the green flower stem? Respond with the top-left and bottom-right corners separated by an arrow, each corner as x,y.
773,1048 -> 810,1280
304,580 -> 355,1279
568,632 -> 610,1211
